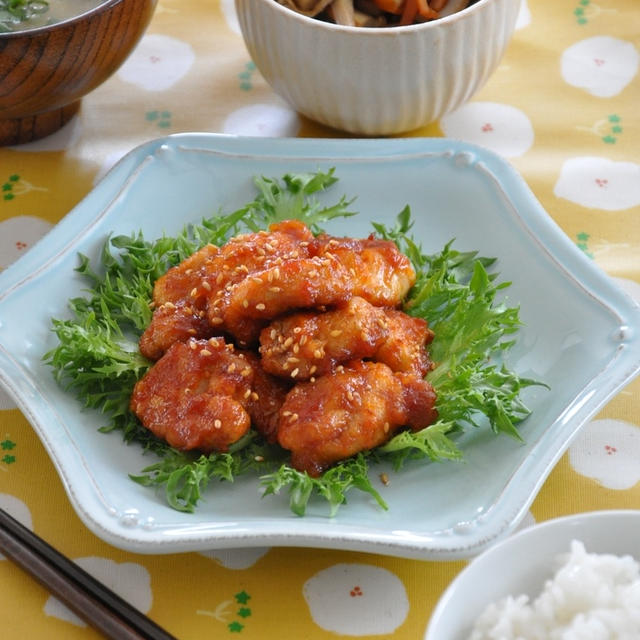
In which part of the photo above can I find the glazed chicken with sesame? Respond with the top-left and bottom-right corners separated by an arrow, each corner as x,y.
131,337 -> 287,452
131,219 -> 438,469
278,360 -> 438,476
139,220 -> 314,358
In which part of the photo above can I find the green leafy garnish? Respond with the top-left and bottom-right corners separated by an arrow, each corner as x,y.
372,211 -> 543,468
45,171 -> 543,516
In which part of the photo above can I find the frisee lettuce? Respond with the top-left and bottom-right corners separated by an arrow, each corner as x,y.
44,169 -> 542,516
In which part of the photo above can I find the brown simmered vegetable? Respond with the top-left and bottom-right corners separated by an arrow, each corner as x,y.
276,0 -> 470,27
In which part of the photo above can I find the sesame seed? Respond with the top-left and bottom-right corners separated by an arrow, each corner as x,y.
252,276 -> 263,284
200,349 -> 212,356
201,281 -> 212,291
190,287 -> 198,298
290,368 -> 299,378
292,344 -> 300,354
251,392 -> 259,401
290,413 -> 298,422
286,357 -> 300,364
227,363 -> 236,373
347,391 -> 354,401
270,329 -> 277,340
254,455 -> 265,462
299,335 -> 308,346
189,341 -> 197,350
210,317 -> 224,325
244,389 -> 251,399
293,327 -> 302,334
216,273 -> 224,284
164,301 -> 176,309
380,473 -> 390,486
185,269 -> 193,275
242,299 -> 249,309
383,422 -> 390,433
187,328 -> 197,335
313,349 -> 323,359
283,337 -> 294,348
330,330 -> 342,337
282,411 -> 292,417
309,365 -> 317,375
255,303 -> 266,311
269,286 -> 282,293
214,419 -> 222,429
310,376 -> 316,383
241,367 -> 251,377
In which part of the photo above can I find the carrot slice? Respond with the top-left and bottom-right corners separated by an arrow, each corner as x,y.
372,0 -> 404,15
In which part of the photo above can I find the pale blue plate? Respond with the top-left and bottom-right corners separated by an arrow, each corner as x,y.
1,134 -> 638,559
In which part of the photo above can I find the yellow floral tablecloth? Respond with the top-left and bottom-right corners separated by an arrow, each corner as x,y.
1,1 -> 639,638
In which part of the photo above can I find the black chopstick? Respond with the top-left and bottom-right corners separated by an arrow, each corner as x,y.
0,508 -> 178,640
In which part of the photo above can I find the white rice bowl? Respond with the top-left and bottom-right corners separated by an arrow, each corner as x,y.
470,540 -> 640,639
424,510 -> 640,640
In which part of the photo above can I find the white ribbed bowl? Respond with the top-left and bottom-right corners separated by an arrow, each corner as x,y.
234,0 -> 519,135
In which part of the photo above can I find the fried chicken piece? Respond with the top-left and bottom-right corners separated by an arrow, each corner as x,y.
311,234 -> 416,307
375,309 -> 434,377
259,298 -> 434,380
247,357 -> 291,443
152,243 -> 220,307
139,301 -> 213,361
139,221 -> 313,358
206,220 -> 313,321
277,360 -> 438,475
131,337 -> 286,452
223,254 -> 353,345
259,296 -> 389,380
138,244 -> 220,359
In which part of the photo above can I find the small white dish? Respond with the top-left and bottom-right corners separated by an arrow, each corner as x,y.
0,134 -> 638,557
235,0 -> 519,135
425,509 -> 640,639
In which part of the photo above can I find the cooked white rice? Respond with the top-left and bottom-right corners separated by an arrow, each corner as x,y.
469,540 -> 640,639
